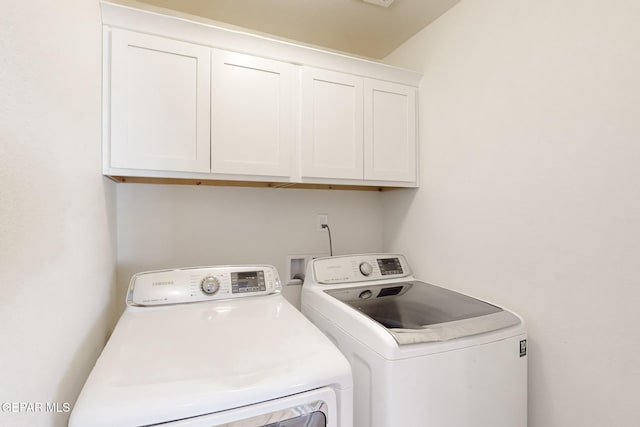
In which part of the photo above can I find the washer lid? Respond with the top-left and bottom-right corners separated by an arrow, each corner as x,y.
69,294 -> 351,427
325,281 -> 521,345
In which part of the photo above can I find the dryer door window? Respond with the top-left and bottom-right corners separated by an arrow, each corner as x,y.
266,411 -> 326,426
158,387 -> 336,427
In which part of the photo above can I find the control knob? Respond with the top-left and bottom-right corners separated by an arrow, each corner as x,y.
359,290 -> 373,299
201,276 -> 220,295
359,262 -> 373,276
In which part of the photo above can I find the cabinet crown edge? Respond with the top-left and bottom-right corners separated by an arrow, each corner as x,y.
100,0 -> 423,87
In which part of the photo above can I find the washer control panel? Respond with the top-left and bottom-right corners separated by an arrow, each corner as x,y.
312,254 -> 411,284
127,265 -> 281,306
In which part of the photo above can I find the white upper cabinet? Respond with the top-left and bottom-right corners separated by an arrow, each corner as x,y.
301,68 -> 364,180
109,29 -> 211,173
301,70 -> 417,184
211,50 -> 295,177
364,79 -> 417,183
101,2 -> 422,188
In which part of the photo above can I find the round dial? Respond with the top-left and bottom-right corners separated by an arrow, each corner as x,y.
359,262 -> 373,276
359,290 -> 373,299
201,276 -> 220,295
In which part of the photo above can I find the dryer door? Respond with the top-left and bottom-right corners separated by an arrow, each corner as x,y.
271,411 -> 326,426
159,387 -> 336,427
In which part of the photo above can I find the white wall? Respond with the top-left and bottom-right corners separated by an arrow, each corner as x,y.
0,1 -> 117,426
383,0 -> 640,425
117,184 -> 384,309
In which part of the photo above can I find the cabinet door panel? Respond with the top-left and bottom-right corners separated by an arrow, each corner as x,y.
364,79 -> 416,182
211,50 -> 294,177
301,68 -> 363,180
110,29 -> 210,173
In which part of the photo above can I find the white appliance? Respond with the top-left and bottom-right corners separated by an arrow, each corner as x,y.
301,254 -> 527,427
70,265 -> 353,427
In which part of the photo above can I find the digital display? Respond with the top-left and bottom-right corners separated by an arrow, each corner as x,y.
377,258 -> 403,275
231,271 -> 266,293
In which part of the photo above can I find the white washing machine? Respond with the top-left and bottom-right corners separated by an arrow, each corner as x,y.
70,265 -> 352,427
301,254 -> 527,427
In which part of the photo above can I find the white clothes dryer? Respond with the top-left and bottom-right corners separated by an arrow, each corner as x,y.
301,254 -> 527,427
70,265 -> 352,427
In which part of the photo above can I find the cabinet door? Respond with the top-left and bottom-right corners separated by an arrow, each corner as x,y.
109,29 -> 211,173
364,79 -> 417,183
301,68 -> 364,180
211,50 -> 295,177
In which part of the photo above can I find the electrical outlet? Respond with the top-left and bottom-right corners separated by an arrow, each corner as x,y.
317,214 -> 329,231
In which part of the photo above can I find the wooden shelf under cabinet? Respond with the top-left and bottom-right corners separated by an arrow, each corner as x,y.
107,176 -> 408,192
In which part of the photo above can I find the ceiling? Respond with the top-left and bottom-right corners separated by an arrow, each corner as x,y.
136,0 -> 461,59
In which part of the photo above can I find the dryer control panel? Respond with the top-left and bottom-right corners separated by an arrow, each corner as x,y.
127,265 -> 282,306
312,254 -> 411,284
